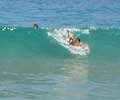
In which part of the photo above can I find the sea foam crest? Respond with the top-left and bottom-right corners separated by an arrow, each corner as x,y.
61,28 -> 91,35
2,27 -> 16,31
48,28 -> 90,55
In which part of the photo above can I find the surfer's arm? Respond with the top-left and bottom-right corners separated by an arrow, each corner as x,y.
67,32 -> 70,38
68,37 -> 74,45
67,31 -> 74,44
67,32 -> 74,39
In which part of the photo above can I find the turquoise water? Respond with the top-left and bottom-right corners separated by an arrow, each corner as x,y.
0,0 -> 120,100
0,27 -> 120,100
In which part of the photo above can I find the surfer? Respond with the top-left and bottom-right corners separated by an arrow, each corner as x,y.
33,24 -> 39,29
67,30 -> 82,46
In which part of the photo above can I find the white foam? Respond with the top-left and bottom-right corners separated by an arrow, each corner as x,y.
2,27 -> 16,31
48,32 -> 52,36
89,26 -> 97,30
10,28 -> 14,31
80,29 -> 90,34
64,27 -> 90,35
2,27 -> 6,31
2,29 -> 5,31
63,28 -> 81,32
10,27 -> 16,31
48,28 -> 90,55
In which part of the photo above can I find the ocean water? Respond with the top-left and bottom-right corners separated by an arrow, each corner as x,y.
0,0 -> 120,100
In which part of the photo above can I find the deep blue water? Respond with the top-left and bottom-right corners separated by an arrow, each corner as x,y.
0,0 -> 120,27
0,0 -> 120,100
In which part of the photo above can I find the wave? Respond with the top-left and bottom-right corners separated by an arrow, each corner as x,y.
0,26 -> 120,57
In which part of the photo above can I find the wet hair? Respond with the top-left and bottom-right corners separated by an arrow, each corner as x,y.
67,30 -> 69,33
77,38 -> 80,42
33,24 -> 39,29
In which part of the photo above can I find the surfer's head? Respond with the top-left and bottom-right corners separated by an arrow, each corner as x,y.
33,24 -> 39,29
76,38 -> 80,43
67,30 -> 70,33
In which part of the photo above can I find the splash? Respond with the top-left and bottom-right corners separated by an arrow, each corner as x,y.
48,28 -> 90,55
2,26 -> 16,31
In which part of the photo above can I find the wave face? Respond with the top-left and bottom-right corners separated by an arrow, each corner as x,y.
0,27 -> 120,58
0,27 -> 71,58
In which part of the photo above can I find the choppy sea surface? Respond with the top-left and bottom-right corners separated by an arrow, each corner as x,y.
0,0 -> 120,100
